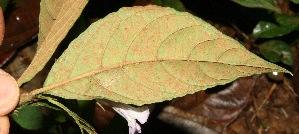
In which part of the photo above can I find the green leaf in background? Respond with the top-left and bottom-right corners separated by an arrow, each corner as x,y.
252,21 -> 293,38
291,0 -> 299,4
231,0 -> 281,13
30,101 -> 67,123
153,0 -> 187,12
275,14 -> 299,30
40,95 -> 96,133
77,100 -> 95,123
53,112 -> 67,123
17,0 -> 88,86
12,106 -> 45,130
0,0 -> 9,10
30,6 -> 290,106
258,40 -> 294,66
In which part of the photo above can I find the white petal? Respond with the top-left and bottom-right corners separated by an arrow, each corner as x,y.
110,102 -> 150,134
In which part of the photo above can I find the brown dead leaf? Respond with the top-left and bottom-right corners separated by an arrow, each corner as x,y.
0,6 -> 4,45
0,0 -> 39,67
158,77 -> 255,133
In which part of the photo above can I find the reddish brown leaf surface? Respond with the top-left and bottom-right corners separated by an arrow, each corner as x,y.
292,45 -> 299,104
0,0 -> 39,67
158,77 -> 255,133
0,7 -> 4,45
94,100 -> 116,131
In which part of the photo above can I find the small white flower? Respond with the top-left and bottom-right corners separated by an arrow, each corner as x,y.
110,102 -> 150,134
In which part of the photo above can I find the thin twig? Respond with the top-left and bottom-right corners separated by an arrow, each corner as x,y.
250,83 -> 277,122
258,125 -> 262,134
257,83 -> 277,111
250,97 -> 259,122
230,23 -> 251,41
96,101 -> 105,111
281,107 -> 289,118
283,79 -> 298,97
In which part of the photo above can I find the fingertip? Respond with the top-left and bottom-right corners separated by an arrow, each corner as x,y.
0,69 -> 20,116
0,116 -> 10,134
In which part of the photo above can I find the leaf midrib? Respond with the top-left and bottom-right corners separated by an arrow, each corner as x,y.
30,58 -> 274,96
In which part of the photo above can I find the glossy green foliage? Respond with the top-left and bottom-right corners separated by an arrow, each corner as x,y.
258,40 -> 294,66
252,21 -> 293,38
238,2 -> 298,66
275,14 -> 299,30
291,0 -> 299,4
232,0 -> 281,13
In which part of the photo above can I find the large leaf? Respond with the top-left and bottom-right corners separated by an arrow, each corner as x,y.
17,0 -> 88,85
34,6 -> 289,106
232,0 -> 281,13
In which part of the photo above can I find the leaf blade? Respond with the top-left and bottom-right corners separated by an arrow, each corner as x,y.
232,0 -> 281,13
39,6 -> 290,106
12,106 -> 45,130
258,40 -> 294,66
275,14 -> 299,30
291,0 -> 299,4
252,21 -> 293,38
17,0 -> 88,85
